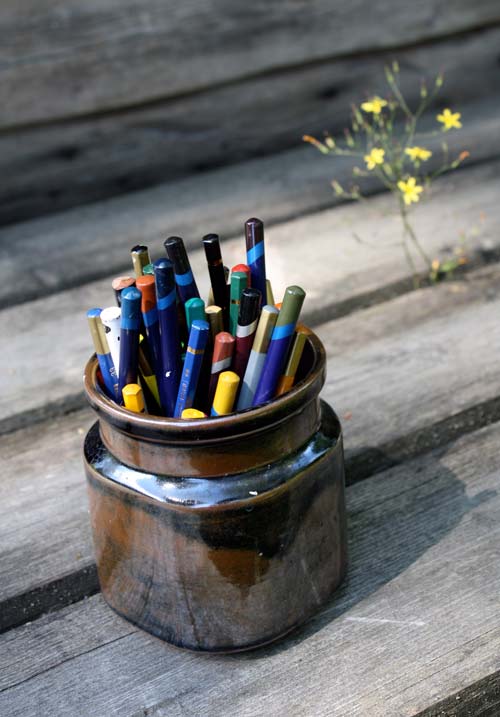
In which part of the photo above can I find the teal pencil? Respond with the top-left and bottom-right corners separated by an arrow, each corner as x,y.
229,271 -> 248,335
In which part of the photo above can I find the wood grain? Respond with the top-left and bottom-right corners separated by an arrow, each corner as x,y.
415,672 -> 500,716
0,410 -> 95,630
3,264 -> 500,627
1,95 -> 497,307
2,1 -> 499,128
1,421 -> 499,716
1,26 -> 499,223
1,159 -> 498,435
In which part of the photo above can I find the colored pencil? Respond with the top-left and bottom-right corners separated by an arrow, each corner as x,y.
87,308 -> 119,399
229,271 -> 248,335
203,234 -> 228,327
252,286 -> 306,406
208,331 -> 235,408
185,297 -> 206,331
118,286 -> 142,396
232,287 -> 261,379
100,305 -> 122,375
174,319 -> 209,418
112,276 -> 135,307
136,275 -> 162,380
153,258 -> 181,417
181,408 -> 207,419
211,371 -> 240,416
122,383 -> 146,413
236,305 -> 279,410
275,327 -> 308,396
131,245 -> 151,278
231,263 -> 251,287
245,218 -> 267,299
206,305 -> 224,342
164,235 -> 200,303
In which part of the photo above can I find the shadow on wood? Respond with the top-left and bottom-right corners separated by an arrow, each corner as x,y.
235,441 -> 497,659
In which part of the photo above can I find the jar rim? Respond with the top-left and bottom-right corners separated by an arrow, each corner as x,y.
83,328 -> 326,444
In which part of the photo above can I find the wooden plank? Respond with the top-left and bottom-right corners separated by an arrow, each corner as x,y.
1,26 -> 499,224
0,410 -> 97,632
0,97 -> 500,306
1,421 -> 500,716
2,1 -> 499,129
1,159 -> 499,434
3,264 -> 500,627
2,92 -> 498,305
415,672 -> 500,716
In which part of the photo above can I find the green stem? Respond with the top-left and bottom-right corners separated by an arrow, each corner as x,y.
400,204 -> 433,271
401,237 -> 420,289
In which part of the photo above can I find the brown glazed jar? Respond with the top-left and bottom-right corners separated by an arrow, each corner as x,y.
83,330 -> 347,652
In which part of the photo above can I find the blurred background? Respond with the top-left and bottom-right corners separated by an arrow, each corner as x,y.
2,0 -> 499,227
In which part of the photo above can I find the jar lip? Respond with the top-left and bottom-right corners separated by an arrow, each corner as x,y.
83,329 -> 326,443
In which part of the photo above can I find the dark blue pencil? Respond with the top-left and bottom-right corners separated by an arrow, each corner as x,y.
164,236 -> 200,304
118,287 -> 142,397
154,259 -> 181,417
174,320 -> 209,418
245,218 -> 267,300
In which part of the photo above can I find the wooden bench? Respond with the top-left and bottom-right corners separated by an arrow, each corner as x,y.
2,131 -> 500,713
3,4 -> 500,712
1,1 -> 500,224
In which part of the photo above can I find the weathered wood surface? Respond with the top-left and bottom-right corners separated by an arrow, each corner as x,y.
3,1 -> 499,128
1,158 -> 498,435
3,264 -> 500,631
0,410 -> 96,631
415,673 -> 500,717
2,25 -> 499,223
2,421 -> 499,716
1,98 -> 496,308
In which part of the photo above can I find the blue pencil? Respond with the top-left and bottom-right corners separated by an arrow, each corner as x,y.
252,286 -> 306,407
245,218 -> 267,300
87,308 -> 119,400
154,259 -> 181,417
118,287 -> 142,397
164,235 -> 200,304
174,320 -> 209,418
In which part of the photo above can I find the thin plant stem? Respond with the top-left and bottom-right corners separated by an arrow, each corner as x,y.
401,236 -> 420,289
400,203 -> 432,271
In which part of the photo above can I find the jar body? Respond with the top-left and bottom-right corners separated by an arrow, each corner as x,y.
83,332 -> 347,652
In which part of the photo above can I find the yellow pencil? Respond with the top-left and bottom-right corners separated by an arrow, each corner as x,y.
181,408 -> 207,419
122,383 -> 146,413
211,371 -> 240,416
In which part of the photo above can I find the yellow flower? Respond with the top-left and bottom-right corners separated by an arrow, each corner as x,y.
364,147 -> 385,170
361,96 -> 388,114
437,108 -> 462,131
405,146 -> 432,162
397,177 -> 423,205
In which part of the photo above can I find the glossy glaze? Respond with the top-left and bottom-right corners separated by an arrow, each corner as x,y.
83,330 -> 347,652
